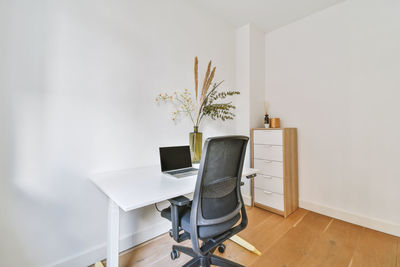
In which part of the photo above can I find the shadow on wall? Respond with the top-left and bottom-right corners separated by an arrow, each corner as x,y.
0,102 -> 36,265
2,97 -> 114,265
0,206 -> 32,266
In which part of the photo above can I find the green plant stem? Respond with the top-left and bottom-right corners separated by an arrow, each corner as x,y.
175,96 -> 195,125
195,80 -> 224,127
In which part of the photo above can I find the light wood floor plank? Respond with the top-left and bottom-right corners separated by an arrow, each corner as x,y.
397,238 -> 400,267
250,211 -> 331,267
146,242 -> 192,267
351,227 -> 398,267
396,237 -> 400,267
298,219 -> 363,267
243,208 -> 308,253
245,206 -> 274,230
122,236 -> 192,267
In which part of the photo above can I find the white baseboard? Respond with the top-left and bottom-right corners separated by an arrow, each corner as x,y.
49,220 -> 171,267
300,200 -> 400,237
242,194 -> 252,206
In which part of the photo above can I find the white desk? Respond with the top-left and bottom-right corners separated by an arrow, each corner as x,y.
90,165 -> 258,267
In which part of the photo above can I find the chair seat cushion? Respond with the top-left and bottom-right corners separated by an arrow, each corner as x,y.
161,206 -> 240,239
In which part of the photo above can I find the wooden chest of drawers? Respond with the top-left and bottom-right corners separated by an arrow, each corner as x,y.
251,128 -> 298,217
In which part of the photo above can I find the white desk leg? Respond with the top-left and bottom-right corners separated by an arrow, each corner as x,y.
107,199 -> 120,267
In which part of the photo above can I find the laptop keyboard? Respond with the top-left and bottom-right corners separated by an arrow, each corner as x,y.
166,167 -> 198,178
167,167 -> 197,175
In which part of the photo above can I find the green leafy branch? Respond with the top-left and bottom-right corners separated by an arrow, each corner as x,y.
198,81 -> 240,124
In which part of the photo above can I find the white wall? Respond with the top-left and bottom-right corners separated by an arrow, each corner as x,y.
235,24 -> 265,202
266,0 -> 400,236
249,25 -> 265,129
0,0 -> 237,266
235,25 -> 251,199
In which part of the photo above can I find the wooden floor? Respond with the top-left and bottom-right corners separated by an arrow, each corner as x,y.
97,207 -> 400,267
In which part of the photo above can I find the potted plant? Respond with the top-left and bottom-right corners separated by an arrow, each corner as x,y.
156,57 -> 239,163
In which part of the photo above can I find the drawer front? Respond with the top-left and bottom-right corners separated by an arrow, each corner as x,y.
255,175 -> 283,194
254,188 -> 284,211
254,144 -> 283,161
253,130 -> 283,145
254,159 -> 284,178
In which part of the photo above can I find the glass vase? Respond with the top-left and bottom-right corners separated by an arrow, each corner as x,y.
189,126 -> 202,163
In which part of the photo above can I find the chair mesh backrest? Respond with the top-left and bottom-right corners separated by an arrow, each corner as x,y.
199,137 -> 247,220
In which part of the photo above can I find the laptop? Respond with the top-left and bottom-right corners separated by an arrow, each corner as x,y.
159,146 -> 198,178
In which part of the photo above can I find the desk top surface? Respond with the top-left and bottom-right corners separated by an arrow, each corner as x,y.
90,165 -> 258,212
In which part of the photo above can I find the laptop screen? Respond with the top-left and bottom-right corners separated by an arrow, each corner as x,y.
159,146 -> 192,172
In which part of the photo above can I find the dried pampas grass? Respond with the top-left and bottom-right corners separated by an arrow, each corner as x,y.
194,57 -> 198,101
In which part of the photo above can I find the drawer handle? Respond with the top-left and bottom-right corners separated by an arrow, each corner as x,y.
263,191 -> 273,195
264,160 -> 272,163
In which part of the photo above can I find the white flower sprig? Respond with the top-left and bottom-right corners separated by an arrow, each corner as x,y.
155,89 -> 196,123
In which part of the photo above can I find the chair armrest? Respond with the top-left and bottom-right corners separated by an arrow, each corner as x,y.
168,195 -> 191,206
167,196 -> 191,243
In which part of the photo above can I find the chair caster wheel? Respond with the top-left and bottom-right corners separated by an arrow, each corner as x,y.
171,249 -> 180,260
169,229 -> 173,237
218,244 -> 226,253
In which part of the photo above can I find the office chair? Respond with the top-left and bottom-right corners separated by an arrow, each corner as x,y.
161,136 -> 249,267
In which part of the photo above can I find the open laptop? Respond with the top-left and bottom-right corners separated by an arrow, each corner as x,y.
159,146 -> 198,178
